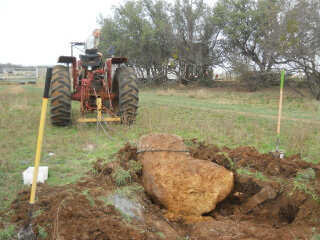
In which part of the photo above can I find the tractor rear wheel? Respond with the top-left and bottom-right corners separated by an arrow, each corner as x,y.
50,65 -> 71,126
112,67 -> 139,124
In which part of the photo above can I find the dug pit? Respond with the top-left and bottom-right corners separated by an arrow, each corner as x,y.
5,134 -> 320,240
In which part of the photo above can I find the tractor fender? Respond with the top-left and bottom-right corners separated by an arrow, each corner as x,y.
105,57 -> 128,89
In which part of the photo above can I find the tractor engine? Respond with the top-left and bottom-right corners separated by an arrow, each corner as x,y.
72,51 -> 110,115
78,69 -> 106,113
89,71 -> 104,91
50,43 -> 139,126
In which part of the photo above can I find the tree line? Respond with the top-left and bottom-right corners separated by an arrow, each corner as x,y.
98,0 -> 320,99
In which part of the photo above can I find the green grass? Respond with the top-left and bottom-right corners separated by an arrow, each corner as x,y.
311,228 -> 320,240
38,225 -> 48,239
127,160 -> 143,171
120,210 -> 132,222
112,167 -> 132,186
0,82 -> 319,215
293,181 -> 320,203
98,195 -> 113,206
294,168 -> 319,203
0,224 -> 16,239
236,168 -> 268,181
82,189 -> 95,206
295,168 -> 316,182
113,184 -> 145,199
156,231 -> 165,238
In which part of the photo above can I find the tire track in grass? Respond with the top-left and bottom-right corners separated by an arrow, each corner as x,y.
140,93 -> 320,124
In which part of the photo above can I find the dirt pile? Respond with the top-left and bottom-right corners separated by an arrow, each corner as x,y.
7,139 -> 320,240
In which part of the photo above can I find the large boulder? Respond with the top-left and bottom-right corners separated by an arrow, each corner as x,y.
137,134 -> 234,222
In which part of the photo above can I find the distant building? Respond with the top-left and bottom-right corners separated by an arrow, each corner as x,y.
36,66 -> 53,78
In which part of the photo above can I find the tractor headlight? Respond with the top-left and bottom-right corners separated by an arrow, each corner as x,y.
88,66 -> 92,71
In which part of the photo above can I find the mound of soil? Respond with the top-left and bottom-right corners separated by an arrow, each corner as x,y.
7,140 -> 320,240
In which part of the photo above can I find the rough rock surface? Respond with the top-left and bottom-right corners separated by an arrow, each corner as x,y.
137,134 -> 234,221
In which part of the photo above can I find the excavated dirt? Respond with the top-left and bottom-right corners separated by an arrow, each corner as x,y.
7,139 -> 320,240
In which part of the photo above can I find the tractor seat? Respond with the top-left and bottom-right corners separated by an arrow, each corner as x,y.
80,54 -> 100,62
81,61 -> 103,68
80,52 -> 104,68
80,48 -> 100,62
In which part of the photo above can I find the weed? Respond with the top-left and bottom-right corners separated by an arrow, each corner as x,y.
293,181 -> 320,203
34,208 -> 43,216
112,167 -> 132,186
38,226 -> 48,239
127,160 -> 143,171
294,168 -> 319,202
227,157 -> 236,170
295,168 -> 316,182
236,168 -> 268,181
120,210 -> 132,222
254,171 -> 268,181
311,193 -> 320,203
236,168 -> 253,176
0,224 -> 16,239
183,140 -> 196,147
311,228 -> 320,240
114,184 -> 144,199
98,196 -> 113,206
82,190 -> 95,206
156,231 -> 165,238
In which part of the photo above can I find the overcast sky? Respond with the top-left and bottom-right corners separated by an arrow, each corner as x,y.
0,0 -> 217,66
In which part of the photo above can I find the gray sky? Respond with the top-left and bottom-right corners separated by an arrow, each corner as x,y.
0,0 -> 217,66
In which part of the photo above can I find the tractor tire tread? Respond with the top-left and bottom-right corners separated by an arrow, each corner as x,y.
112,67 -> 139,124
50,65 -> 72,126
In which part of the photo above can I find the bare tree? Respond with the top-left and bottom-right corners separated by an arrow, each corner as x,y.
280,0 -> 320,99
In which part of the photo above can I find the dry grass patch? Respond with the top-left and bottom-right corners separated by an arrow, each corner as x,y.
301,99 -> 320,111
286,121 -> 319,161
177,84 -> 187,90
6,85 -> 26,94
156,88 -> 177,96
187,89 -> 212,99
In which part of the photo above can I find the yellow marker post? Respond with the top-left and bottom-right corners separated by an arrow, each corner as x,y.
18,67 -> 52,240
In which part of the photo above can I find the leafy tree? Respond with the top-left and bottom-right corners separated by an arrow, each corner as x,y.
171,0 -> 222,84
143,0 -> 175,82
214,0 -> 286,72
99,0 -> 173,82
98,0 -> 319,96
98,0 -> 223,85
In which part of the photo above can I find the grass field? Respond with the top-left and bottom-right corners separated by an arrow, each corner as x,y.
0,80 -> 319,222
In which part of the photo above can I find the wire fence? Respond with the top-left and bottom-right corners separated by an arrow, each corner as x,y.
0,67 -> 37,83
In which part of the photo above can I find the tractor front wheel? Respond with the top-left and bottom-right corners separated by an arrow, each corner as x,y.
112,67 -> 139,124
50,65 -> 72,126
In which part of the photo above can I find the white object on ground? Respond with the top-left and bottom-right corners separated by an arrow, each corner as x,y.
279,151 -> 285,158
23,166 -> 48,185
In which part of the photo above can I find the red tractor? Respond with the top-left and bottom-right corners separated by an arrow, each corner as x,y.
50,43 -> 139,126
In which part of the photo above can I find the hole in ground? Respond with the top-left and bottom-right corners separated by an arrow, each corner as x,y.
279,204 -> 299,224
